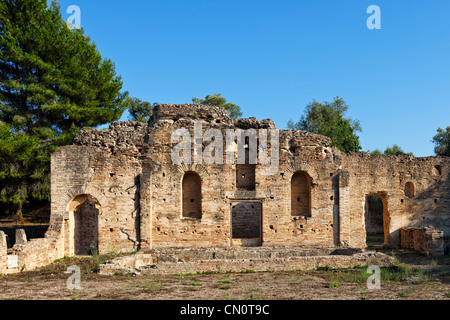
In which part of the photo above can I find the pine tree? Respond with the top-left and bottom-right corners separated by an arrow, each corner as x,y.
0,0 -> 129,217
128,97 -> 154,123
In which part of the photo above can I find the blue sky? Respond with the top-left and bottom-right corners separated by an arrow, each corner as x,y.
55,0 -> 449,157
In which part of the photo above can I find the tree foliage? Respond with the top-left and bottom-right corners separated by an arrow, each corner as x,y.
370,144 -> 413,156
0,0 -> 128,217
192,93 -> 242,119
383,144 -> 412,156
370,149 -> 383,156
432,126 -> 450,156
127,97 -> 154,123
287,97 -> 362,153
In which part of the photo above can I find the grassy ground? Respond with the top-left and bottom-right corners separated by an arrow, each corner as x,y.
0,248 -> 449,300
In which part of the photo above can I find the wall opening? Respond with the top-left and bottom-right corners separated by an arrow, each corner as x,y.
331,175 -> 340,246
182,171 -> 202,219
236,138 -> 256,190
291,171 -> 311,217
236,164 -> 256,190
70,195 -> 100,256
432,165 -> 442,176
404,182 -> 415,198
231,201 -> 262,247
364,194 -> 385,246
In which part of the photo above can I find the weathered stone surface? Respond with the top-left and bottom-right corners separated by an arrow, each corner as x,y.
6,255 -> 18,269
150,104 -> 233,127
400,227 -> 445,256
99,247 -> 394,275
3,103 -> 448,274
15,229 -> 27,245
73,121 -> 148,153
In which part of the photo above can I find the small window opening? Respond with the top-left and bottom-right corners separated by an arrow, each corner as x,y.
291,171 -> 311,217
404,182 -> 415,198
182,172 -> 202,219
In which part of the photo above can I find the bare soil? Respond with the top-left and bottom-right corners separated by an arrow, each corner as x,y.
0,248 -> 449,301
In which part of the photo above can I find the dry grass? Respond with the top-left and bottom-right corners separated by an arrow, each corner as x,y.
0,249 -> 448,300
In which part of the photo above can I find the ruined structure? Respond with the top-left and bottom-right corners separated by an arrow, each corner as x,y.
1,104 -> 449,273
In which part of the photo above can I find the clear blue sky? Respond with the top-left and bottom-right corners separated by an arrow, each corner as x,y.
55,0 -> 449,157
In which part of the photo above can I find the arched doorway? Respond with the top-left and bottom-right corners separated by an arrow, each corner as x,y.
67,194 -> 100,256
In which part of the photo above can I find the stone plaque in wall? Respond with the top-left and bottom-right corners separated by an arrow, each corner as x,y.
6,255 -> 18,269
234,190 -> 257,199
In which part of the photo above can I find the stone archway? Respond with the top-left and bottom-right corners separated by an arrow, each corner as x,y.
67,194 -> 101,256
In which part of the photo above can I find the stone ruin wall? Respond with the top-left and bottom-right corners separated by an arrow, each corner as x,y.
46,104 -> 346,254
68,104 -> 449,252
2,103 -> 448,273
400,227 -> 446,256
140,104 -> 343,249
51,121 -> 148,256
341,153 -> 449,248
0,217 -> 65,274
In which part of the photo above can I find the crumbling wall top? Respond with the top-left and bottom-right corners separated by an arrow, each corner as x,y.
283,129 -> 333,148
150,104 -> 277,129
73,121 -> 148,150
70,104 -> 353,151
150,104 -> 233,126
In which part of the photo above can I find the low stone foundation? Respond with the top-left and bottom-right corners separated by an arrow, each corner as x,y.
99,247 -> 394,275
400,227 -> 446,256
0,217 -> 65,274
0,225 -> 49,248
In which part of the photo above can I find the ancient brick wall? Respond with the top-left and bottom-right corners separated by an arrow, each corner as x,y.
1,216 -> 65,272
42,103 -> 449,261
143,136 -> 233,248
4,103 -> 446,273
257,128 -> 343,248
51,121 -> 147,255
140,105 -> 340,249
341,153 -> 450,247
400,227 -> 445,256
